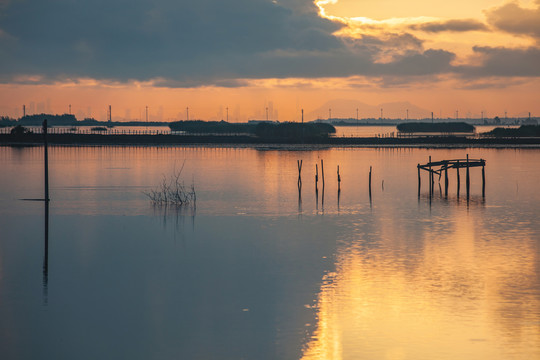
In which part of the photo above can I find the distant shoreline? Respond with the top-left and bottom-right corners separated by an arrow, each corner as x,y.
1,133 -> 540,148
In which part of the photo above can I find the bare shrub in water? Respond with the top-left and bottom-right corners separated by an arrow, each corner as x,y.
144,164 -> 196,206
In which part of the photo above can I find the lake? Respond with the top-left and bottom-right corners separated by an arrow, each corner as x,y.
0,145 -> 538,359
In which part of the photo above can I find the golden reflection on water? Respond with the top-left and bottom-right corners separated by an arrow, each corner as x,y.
302,207 -> 540,360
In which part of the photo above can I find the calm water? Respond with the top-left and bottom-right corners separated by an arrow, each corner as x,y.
0,145 -> 538,359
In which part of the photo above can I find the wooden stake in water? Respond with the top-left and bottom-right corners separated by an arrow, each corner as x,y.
428,156 -> 432,198
482,159 -> 485,198
43,120 -> 49,202
297,160 -> 303,189
315,163 -> 319,191
321,159 -> 325,190
466,154 -> 470,200
417,164 -> 421,197
456,160 -> 461,197
337,165 -> 341,192
369,166 -> 372,199
444,162 -> 449,198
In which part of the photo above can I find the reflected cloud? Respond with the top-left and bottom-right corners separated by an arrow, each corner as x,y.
302,208 -> 540,359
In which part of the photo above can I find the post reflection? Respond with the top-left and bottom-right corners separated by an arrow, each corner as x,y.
43,200 -> 49,305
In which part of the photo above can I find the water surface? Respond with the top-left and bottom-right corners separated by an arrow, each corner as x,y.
0,146 -> 538,359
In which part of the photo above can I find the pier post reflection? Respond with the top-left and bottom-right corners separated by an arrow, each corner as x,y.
43,200 -> 49,305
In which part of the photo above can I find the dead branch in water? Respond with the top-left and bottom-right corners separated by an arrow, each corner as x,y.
144,163 -> 195,206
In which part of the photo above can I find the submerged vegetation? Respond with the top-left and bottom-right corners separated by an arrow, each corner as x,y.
397,122 -> 475,133
144,165 -> 196,206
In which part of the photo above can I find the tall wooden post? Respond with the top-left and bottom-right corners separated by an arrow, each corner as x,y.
466,154 -> 470,199
43,120 -> 49,202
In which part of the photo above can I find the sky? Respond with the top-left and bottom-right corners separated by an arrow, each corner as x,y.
0,0 -> 539,121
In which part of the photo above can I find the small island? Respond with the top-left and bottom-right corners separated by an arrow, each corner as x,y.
483,125 -> 540,137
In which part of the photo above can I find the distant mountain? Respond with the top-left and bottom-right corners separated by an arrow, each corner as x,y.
307,99 -> 431,120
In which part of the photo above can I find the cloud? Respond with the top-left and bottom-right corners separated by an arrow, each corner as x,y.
0,0 -> 346,82
0,0 -> 510,87
485,0 -> 540,40
459,46 -> 540,77
409,19 -> 488,33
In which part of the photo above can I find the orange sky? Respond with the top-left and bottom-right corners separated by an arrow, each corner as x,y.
1,0 -> 539,121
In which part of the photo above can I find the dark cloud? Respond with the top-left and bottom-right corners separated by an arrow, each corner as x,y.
410,19 -> 488,33
374,49 -> 455,76
0,0 -> 460,86
485,0 -> 540,40
0,0 -> 345,83
458,46 -> 540,77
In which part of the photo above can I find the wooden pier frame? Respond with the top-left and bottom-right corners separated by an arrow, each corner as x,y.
417,155 -> 486,198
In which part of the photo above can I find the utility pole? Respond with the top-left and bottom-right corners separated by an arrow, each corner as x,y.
23,104 -> 26,117
69,104 -> 71,115
431,112 -> 434,123
301,109 -> 304,124
329,108 -> 331,120
226,107 -> 229,122
380,108 -> 383,121
186,107 -> 189,121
